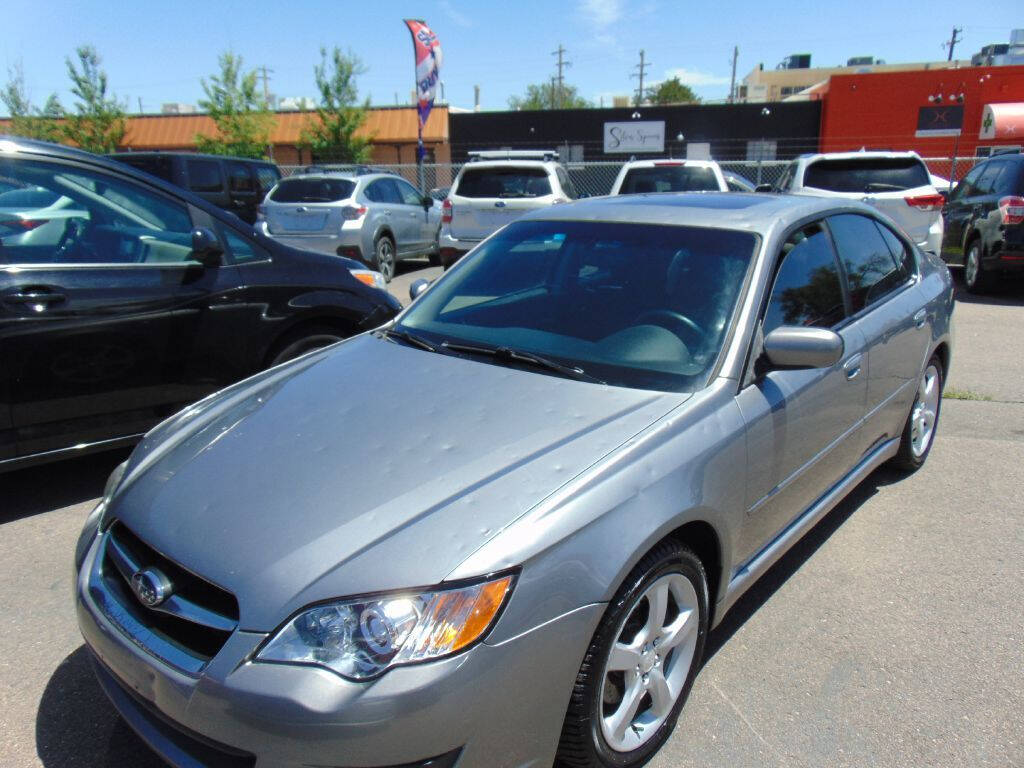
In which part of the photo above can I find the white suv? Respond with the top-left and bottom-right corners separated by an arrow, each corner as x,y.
610,159 -> 729,195
438,151 -> 576,268
776,151 -> 945,254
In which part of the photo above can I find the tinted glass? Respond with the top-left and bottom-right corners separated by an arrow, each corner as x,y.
0,186 -> 62,208
874,221 -> 915,280
803,158 -> 930,192
270,177 -> 355,203
222,228 -> 268,263
187,159 -> 223,192
828,214 -> 904,312
227,162 -> 255,193
619,166 -> 719,194
395,179 -> 424,206
113,155 -> 174,183
949,164 -> 985,201
400,220 -> 757,392
456,167 -> 552,198
974,162 -> 1004,195
991,162 -> 1023,197
764,224 -> 845,334
0,157 -> 194,265
366,179 -> 402,204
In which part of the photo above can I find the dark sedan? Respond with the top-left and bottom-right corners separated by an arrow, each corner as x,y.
0,137 -> 401,472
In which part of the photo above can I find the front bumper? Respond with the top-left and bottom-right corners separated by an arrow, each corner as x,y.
76,532 -> 602,768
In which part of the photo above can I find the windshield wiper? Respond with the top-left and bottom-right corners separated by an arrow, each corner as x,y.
863,182 -> 905,193
378,328 -> 436,352
441,341 -> 605,384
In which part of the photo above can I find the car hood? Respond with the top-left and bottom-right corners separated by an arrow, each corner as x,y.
109,334 -> 683,630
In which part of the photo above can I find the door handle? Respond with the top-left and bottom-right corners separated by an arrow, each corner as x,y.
3,290 -> 67,311
843,353 -> 863,381
913,309 -> 927,328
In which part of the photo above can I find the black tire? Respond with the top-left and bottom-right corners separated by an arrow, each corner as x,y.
374,235 -> 396,283
963,239 -> 994,294
556,540 -> 709,768
890,354 -> 943,472
267,324 -> 346,367
428,251 -> 441,267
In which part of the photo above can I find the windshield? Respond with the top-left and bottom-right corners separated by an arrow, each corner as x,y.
399,219 -> 758,392
803,158 -> 930,192
619,166 -> 720,193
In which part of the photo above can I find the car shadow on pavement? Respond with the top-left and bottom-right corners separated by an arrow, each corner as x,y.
702,465 -> 904,664
1,449 -> 130,525
952,279 -> 1024,307
36,646 -> 166,768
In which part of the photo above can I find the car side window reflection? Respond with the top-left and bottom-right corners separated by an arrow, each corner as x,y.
764,223 -> 846,334
828,214 -> 905,312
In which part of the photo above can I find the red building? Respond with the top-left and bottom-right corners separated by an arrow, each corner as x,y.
818,65 -> 1024,159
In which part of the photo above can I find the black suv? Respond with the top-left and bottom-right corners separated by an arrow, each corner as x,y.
0,137 -> 401,471
941,154 -> 1024,293
109,151 -> 281,224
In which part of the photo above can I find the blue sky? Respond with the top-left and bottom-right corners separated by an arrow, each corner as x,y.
3,0 -> 1021,115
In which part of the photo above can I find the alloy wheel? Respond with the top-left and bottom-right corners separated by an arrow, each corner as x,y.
599,572 -> 699,752
376,238 -> 395,282
965,244 -> 980,288
910,363 -> 941,458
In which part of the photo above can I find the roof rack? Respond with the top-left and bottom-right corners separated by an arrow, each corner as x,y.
467,150 -> 559,162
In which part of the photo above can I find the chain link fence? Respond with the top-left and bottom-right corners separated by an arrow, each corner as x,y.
279,157 -> 983,197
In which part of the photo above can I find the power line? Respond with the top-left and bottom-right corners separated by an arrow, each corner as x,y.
944,27 -> 963,61
630,49 -> 649,106
552,44 -> 570,108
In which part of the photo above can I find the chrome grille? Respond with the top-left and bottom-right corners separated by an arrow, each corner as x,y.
88,521 -> 239,675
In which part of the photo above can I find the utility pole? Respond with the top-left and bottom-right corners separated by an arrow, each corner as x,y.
258,66 -> 275,161
944,27 -> 963,61
729,46 -> 739,103
552,45 -> 570,108
631,49 -> 650,106
137,96 -> 143,114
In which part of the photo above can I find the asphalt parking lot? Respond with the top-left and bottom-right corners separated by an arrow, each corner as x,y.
1,268 -> 1021,768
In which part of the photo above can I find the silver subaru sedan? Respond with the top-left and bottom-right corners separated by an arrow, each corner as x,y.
75,192 -> 953,768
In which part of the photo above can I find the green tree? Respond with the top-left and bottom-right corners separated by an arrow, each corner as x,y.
1,62 -> 63,142
300,47 -> 371,163
646,77 -> 700,105
61,46 -> 127,154
508,81 -> 591,110
196,52 -> 272,158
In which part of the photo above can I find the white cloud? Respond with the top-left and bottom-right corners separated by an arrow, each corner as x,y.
578,0 -> 623,28
660,68 -> 731,87
438,0 -> 472,28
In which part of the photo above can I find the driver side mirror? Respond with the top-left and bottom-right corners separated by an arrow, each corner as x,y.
421,195 -> 434,210
191,227 -> 223,268
763,327 -> 843,369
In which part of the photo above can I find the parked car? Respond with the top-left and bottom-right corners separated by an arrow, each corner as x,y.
0,136 -> 400,472
770,151 -> 945,256
438,150 -> 575,268
75,192 -> 953,768
940,153 -> 1024,292
260,170 -> 441,281
109,151 -> 281,225
610,159 -> 729,194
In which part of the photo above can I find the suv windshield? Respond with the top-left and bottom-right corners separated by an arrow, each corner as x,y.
270,177 -> 355,203
620,166 -> 719,193
804,158 -> 930,192
400,219 -> 757,392
456,167 -> 552,198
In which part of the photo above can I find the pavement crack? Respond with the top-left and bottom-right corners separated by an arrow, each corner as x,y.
710,680 -> 801,767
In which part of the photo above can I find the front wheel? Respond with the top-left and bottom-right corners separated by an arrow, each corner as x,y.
890,355 -> 943,471
556,541 -> 708,768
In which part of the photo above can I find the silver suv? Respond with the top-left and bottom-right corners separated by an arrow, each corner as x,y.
438,150 -> 576,267
260,170 -> 441,282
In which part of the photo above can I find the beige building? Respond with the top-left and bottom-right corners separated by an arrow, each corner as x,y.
738,59 -> 972,103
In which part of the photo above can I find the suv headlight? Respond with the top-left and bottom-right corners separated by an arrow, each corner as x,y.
256,573 -> 515,680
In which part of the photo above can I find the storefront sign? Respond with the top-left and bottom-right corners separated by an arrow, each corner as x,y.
603,121 -> 665,153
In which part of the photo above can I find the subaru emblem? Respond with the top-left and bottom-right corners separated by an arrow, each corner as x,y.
494,201 -> 506,208
131,567 -> 173,608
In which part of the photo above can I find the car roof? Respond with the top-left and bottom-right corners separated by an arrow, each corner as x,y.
108,149 -> 277,168
519,191 -> 876,233
798,150 -> 925,164
458,160 -> 557,171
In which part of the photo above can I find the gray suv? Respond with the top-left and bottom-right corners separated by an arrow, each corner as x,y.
76,193 -> 952,768
260,170 -> 441,281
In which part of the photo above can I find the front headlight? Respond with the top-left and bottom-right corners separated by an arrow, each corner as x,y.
256,573 -> 515,680
349,268 -> 388,292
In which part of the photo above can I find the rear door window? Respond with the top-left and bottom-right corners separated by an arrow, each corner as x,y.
227,161 -> 255,193
187,159 -> 224,192
115,155 -> 174,183
270,178 -> 355,203
804,158 -> 930,192
874,221 -> 916,280
828,214 -> 906,312
619,165 -> 719,193
456,167 -> 551,198
764,223 -> 846,333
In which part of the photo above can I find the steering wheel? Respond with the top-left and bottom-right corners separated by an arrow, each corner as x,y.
634,309 -> 706,347
54,218 -> 87,261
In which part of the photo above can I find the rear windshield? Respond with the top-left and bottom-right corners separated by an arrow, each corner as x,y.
113,156 -> 175,183
456,167 -> 552,198
270,177 -> 355,203
804,158 -> 930,193
619,166 -> 720,194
